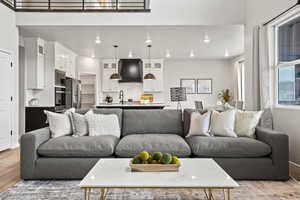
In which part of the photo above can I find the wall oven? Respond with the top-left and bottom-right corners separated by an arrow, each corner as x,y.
55,86 -> 66,112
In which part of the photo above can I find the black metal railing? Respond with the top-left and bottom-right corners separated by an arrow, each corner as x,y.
1,0 -> 150,12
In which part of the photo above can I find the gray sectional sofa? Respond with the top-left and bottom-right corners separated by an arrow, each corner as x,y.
21,109 -> 289,181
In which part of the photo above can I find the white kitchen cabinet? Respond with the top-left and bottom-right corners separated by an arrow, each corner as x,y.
24,38 -> 45,90
143,59 -> 164,93
102,60 -> 119,92
54,42 -> 77,79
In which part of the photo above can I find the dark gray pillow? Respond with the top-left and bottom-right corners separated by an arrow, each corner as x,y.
183,109 -> 208,136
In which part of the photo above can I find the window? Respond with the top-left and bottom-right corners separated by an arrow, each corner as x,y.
237,61 -> 245,102
276,15 -> 300,106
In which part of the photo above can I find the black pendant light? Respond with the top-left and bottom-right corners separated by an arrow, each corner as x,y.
144,45 -> 156,80
110,45 -> 122,80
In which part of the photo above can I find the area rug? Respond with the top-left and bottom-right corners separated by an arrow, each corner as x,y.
1,180 -> 300,200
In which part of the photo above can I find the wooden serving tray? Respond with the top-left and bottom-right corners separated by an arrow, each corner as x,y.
130,163 -> 180,172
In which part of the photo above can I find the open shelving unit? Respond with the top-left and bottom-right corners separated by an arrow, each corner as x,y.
80,73 -> 96,109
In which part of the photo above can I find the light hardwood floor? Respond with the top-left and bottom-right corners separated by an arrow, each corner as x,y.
0,148 -> 299,194
0,148 -> 20,193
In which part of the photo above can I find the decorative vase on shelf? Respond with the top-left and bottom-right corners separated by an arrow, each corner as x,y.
105,95 -> 113,104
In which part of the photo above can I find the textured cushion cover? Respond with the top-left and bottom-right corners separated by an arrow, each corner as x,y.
116,134 -> 191,158
44,110 -> 73,138
235,110 -> 263,138
186,111 -> 211,137
71,111 -> 92,137
186,136 -> 271,158
86,113 -> 120,137
183,109 -> 208,136
38,135 -> 119,158
122,110 -> 183,136
210,110 -> 237,137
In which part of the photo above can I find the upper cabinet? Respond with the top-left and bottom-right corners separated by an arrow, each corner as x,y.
54,42 -> 77,79
24,38 -> 45,90
143,59 -> 164,93
102,60 -> 119,92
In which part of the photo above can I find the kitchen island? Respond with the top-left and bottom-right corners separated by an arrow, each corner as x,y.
96,103 -> 168,110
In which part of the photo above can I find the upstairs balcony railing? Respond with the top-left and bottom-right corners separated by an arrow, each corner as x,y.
1,0 -> 150,12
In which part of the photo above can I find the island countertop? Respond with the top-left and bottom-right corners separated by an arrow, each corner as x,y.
96,103 -> 169,109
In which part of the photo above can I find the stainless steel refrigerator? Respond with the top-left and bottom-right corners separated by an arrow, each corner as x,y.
65,77 -> 81,109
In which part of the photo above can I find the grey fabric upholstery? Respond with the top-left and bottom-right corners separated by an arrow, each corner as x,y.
34,158 -> 100,180
38,135 -> 119,158
183,109 -> 208,136
186,136 -> 271,158
116,134 -> 191,158
256,127 -> 289,180
214,158 -> 284,180
122,110 -> 183,136
20,127 -> 51,180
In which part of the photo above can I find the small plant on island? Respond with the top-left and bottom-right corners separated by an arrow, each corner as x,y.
131,151 -> 180,165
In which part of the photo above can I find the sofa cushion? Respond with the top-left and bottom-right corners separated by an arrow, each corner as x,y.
116,134 -> 191,158
38,135 -> 119,158
186,136 -> 271,158
122,110 -> 183,137
75,108 -> 123,128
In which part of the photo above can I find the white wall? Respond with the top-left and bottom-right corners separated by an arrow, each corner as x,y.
77,56 -> 101,104
0,4 -> 19,148
16,0 -> 245,26
164,59 -> 234,109
245,0 -> 300,164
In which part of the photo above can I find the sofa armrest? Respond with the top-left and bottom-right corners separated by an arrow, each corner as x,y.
20,127 -> 50,179
256,126 -> 289,179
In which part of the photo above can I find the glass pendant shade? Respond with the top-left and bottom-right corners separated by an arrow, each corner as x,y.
110,73 -> 122,80
110,45 -> 122,80
144,45 -> 156,80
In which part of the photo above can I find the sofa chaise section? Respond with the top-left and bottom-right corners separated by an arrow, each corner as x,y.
186,127 -> 289,180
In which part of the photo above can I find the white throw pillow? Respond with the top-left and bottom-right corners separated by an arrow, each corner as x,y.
235,110 -> 263,138
210,110 -> 237,137
86,113 -> 120,138
44,110 -> 72,138
71,112 -> 91,137
186,111 -> 211,137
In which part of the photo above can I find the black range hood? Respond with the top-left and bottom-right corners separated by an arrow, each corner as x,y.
118,59 -> 143,83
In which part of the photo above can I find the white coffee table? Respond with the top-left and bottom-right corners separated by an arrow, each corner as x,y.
80,159 -> 239,200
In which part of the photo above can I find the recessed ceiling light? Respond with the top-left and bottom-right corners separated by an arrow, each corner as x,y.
190,50 -> 195,58
128,51 -> 133,58
165,50 -> 171,58
91,55 -> 95,58
95,36 -> 101,44
225,49 -> 229,57
204,33 -> 211,43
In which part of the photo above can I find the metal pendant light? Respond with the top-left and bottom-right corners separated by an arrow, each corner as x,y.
110,45 -> 122,80
144,45 -> 156,80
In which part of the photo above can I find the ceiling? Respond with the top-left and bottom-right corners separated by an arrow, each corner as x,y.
20,25 -> 244,60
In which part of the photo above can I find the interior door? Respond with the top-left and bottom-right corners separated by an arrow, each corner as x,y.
0,51 -> 12,151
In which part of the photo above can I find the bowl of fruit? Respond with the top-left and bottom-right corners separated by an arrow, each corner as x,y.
129,151 -> 181,172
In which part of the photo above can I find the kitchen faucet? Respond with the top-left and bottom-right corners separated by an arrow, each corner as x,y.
119,90 -> 124,104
